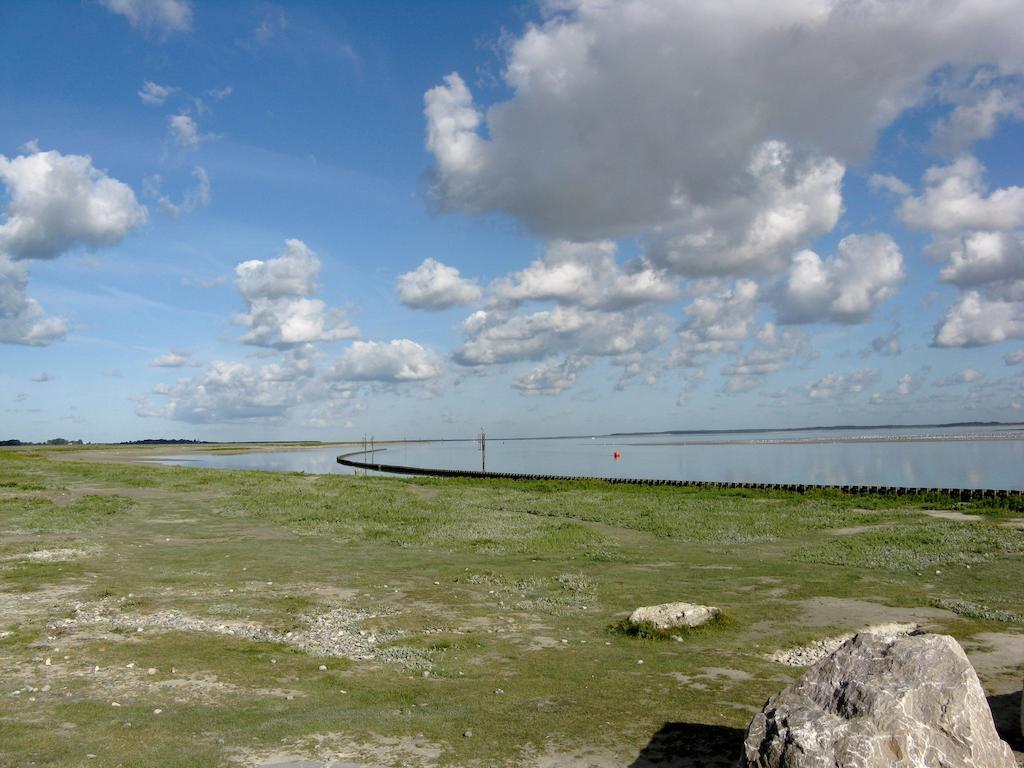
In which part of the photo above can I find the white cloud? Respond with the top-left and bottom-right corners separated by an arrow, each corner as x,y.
208,86 -> 233,101
898,156 -> 1024,232
870,326 -> 902,357
235,240 -> 359,348
1004,349 -> 1024,365
0,254 -> 68,346
933,291 -> 1024,347
805,368 -> 880,400
491,240 -> 678,309
101,0 -> 192,36
333,340 -> 443,383
671,280 -> 759,367
396,258 -> 481,310
148,349 -> 198,368
143,167 -> 211,218
776,234 -> 904,324
935,230 -> 1024,287
424,0 -> 1023,256
720,323 -> 811,394
868,173 -> 911,197
0,149 -> 147,260
31,371 -> 52,383
138,81 -> 176,107
934,368 -> 984,386
169,114 -> 201,148
454,305 -> 669,367
646,143 -> 844,276
513,356 -> 589,396
931,79 -> 1024,155
138,355 -> 315,423
896,372 -> 922,396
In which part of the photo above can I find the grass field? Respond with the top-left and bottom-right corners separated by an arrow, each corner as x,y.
1,445 -> 1022,767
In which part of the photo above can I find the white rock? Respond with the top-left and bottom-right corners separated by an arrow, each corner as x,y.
741,631 -> 1016,767
629,601 -> 720,630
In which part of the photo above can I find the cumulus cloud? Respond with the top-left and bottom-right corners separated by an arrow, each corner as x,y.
101,0 -> 192,36
933,291 -> 1024,347
332,339 -> 443,382
869,326 -> 902,357
646,143 -> 844,276
235,239 -> 359,348
930,76 -> 1024,155
868,173 -> 911,197
148,348 -> 198,368
776,234 -> 904,324
896,372 -> 923,396
169,114 -> 202,148
424,0 -> 1023,260
454,305 -> 669,367
0,254 -> 68,346
671,280 -> 759,367
396,258 -> 481,310
720,323 -> 811,393
138,81 -> 176,107
0,148 -> 147,260
898,156 -> 1024,232
138,355 -> 314,423
1004,349 -> 1024,365
935,230 -> 1024,287
143,167 -> 211,218
512,356 -> 589,396
491,240 -> 678,309
934,368 -> 984,386
805,368 -> 880,400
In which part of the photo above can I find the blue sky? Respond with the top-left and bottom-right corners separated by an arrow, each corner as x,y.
2,0 -> 1024,442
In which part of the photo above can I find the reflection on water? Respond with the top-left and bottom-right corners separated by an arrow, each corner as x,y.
149,426 -> 1024,489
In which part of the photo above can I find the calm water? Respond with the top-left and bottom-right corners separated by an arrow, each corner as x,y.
150,425 -> 1024,489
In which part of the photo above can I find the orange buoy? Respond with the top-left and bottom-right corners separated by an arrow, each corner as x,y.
613,451 -> 621,460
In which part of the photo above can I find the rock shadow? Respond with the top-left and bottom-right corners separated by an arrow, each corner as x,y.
628,722 -> 745,767
988,690 -> 1023,752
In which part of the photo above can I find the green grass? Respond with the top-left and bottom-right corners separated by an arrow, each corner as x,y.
0,446 -> 1021,767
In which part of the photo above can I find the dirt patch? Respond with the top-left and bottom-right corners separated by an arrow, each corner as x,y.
230,733 -> 442,768
827,523 -> 894,536
921,509 -> 984,522
47,598 -> 429,667
998,519 -> 1024,529
0,547 -> 94,562
795,596 -> 954,628
960,631 -> 1024,688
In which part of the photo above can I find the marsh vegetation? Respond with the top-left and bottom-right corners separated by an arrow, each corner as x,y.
1,446 -> 1022,766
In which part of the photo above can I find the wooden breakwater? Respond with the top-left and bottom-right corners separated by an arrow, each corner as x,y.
336,450 -> 1023,501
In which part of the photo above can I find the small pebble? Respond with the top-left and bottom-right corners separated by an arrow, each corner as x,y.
494,688 -> 504,694
147,668 -> 157,675
44,657 -> 51,666
318,664 -> 327,671
153,708 -> 162,714
637,659 -> 644,665
111,702 -> 121,707
463,730 -> 473,738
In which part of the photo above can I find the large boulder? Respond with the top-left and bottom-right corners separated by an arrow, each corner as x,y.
628,602 -> 720,630
741,630 -> 1016,767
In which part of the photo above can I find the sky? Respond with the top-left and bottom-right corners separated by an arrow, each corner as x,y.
2,0 -> 1024,443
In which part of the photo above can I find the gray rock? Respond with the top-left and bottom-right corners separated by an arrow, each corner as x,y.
628,601 -> 719,630
741,630 -> 1016,767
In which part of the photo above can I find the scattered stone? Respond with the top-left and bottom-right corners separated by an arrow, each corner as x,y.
741,630 -> 1016,767
463,729 -> 473,738
153,709 -> 162,715
494,688 -> 504,695
767,622 -> 919,667
629,602 -> 720,630
318,665 -> 327,671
